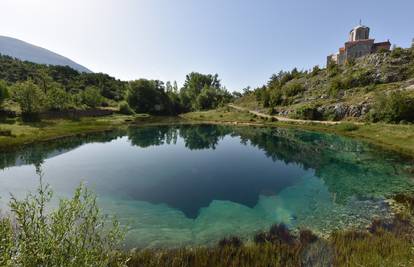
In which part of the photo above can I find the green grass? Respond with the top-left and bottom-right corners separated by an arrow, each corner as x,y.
181,107 -> 260,123
0,114 -> 144,151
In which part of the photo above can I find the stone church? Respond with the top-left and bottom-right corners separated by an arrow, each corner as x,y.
327,24 -> 391,65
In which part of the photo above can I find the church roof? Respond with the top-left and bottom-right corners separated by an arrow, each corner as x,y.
350,25 -> 369,33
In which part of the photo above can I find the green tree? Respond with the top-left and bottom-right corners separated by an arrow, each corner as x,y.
0,80 -> 9,109
127,79 -> 171,114
82,86 -> 103,108
46,84 -> 72,111
369,91 -> 414,123
118,101 -> 134,115
12,80 -> 45,114
179,72 -> 232,111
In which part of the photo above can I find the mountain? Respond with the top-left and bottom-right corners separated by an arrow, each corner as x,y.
0,36 -> 91,73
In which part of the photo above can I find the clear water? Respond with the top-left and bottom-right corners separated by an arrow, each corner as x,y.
0,125 -> 413,248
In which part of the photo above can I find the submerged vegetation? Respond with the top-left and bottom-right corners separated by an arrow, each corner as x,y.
123,198 -> 414,267
1,174 -> 413,266
0,126 -> 413,266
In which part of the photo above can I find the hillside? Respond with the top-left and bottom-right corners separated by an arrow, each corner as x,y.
235,47 -> 414,123
0,36 -> 91,73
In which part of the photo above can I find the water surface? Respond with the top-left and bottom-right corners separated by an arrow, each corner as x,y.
0,125 -> 412,248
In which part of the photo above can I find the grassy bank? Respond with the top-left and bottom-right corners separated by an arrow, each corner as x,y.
0,115 -> 138,151
0,108 -> 413,157
182,108 -> 414,157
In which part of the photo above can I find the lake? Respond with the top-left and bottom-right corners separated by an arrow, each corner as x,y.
0,125 -> 413,248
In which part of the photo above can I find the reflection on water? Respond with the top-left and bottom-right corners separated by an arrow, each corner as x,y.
0,125 -> 413,248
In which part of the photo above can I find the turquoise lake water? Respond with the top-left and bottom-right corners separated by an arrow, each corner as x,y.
0,125 -> 413,248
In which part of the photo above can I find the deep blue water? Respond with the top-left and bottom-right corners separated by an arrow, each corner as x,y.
0,125 -> 412,248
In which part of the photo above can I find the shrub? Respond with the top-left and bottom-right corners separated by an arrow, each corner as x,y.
12,80 -> 46,115
0,174 -> 125,266
310,66 -> 321,77
46,86 -> 72,111
369,91 -> 414,123
328,77 -> 344,97
119,101 -> 135,115
283,81 -> 305,97
82,86 -> 103,108
294,104 -> 322,120
0,80 -> 9,109
391,47 -> 404,58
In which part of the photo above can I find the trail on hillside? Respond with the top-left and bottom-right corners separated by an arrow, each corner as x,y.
228,104 -> 346,125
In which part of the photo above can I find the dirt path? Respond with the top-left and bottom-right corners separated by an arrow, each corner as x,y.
228,104 -> 345,125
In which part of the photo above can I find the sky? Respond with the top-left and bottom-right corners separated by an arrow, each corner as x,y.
0,0 -> 413,91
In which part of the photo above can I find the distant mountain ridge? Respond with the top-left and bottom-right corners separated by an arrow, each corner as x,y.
0,36 -> 91,73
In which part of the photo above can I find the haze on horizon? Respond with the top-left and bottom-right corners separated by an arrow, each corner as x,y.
1,0 -> 413,91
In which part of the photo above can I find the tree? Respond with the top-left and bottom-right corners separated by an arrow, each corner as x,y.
82,86 -> 102,108
165,81 -> 173,93
12,80 -> 45,114
180,72 -> 231,111
0,80 -> 9,109
127,79 -> 171,114
369,91 -> 414,123
46,84 -> 72,111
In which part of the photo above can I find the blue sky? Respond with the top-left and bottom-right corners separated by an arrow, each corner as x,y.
0,0 -> 413,91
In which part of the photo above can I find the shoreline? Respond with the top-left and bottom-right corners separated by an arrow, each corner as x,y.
0,113 -> 413,159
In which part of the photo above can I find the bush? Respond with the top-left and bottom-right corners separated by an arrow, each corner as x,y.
12,80 -> 45,115
0,80 -> 9,109
0,174 -> 125,266
119,101 -> 135,115
46,86 -> 72,111
391,47 -> 404,58
369,91 -> 414,123
82,86 -> 103,108
328,77 -> 344,97
283,81 -> 305,97
294,104 -> 322,120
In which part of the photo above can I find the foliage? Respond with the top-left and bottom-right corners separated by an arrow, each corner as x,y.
0,55 -> 127,101
12,80 -> 45,114
127,79 -> 172,114
391,47 -> 404,58
293,104 -> 322,120
180,72 -> 232,111
369,91 -> 414,123
0,174 -> 125,267
119,101 -> 135,115
0,79 -> 9,108
46,85 -> 72,111
82,86 -> 103,108
283,81 -> 305,97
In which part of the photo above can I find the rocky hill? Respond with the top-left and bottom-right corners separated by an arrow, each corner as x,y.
0,36 -> 91,73
235,46 -> 414,123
